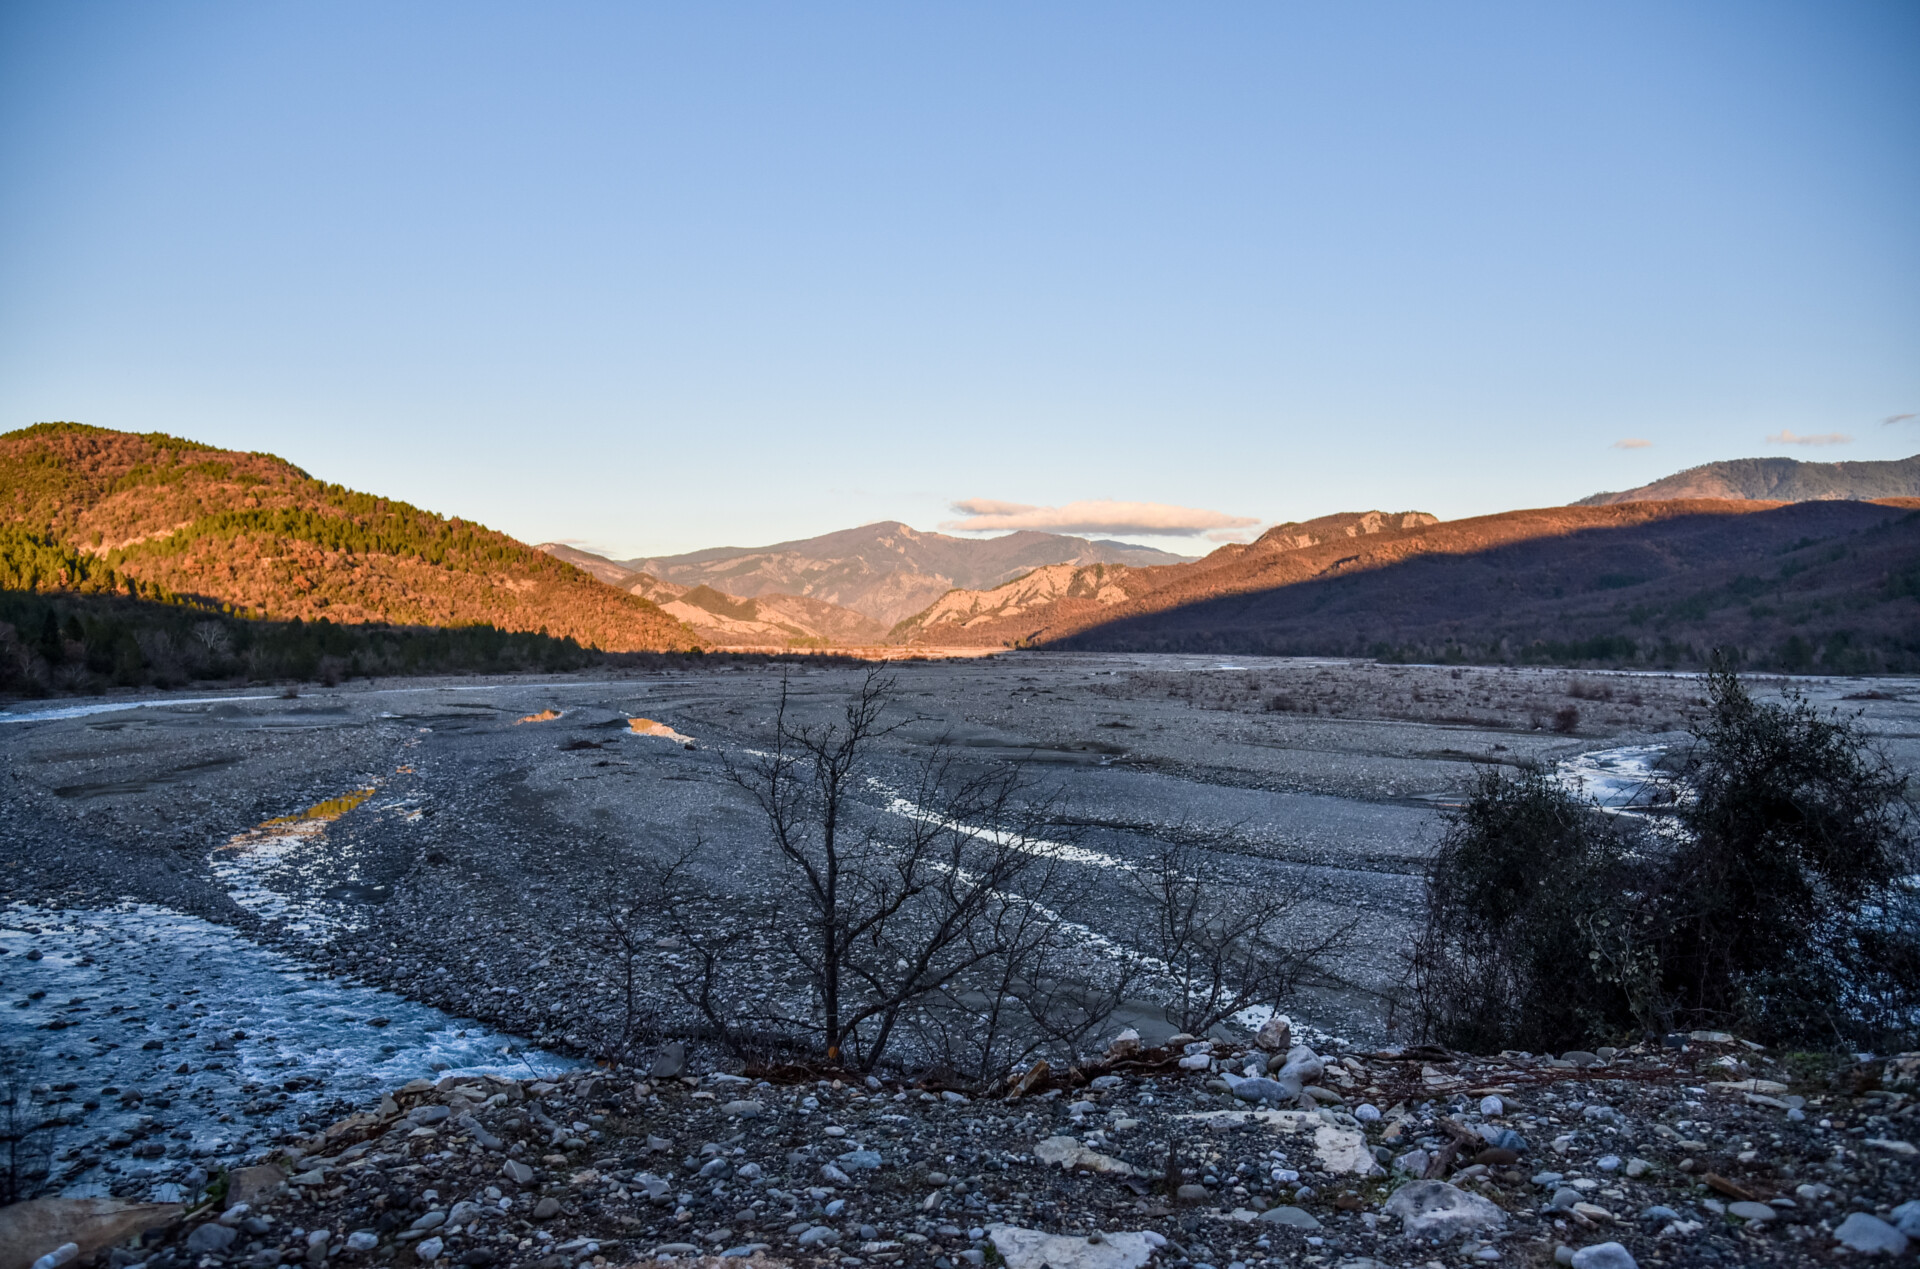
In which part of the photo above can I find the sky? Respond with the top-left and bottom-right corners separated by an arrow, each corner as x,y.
2,3 -> 1916,558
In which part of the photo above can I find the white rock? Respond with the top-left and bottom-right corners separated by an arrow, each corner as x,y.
1479,1096 -> 1504,1117
1107,1029 -> 1141,1057
1383,1181 -> 1507,1241
1032,1136 -> 1139,1176
29,1244 -> 79,1269
415,1236 -> 444,1262
1176,1108 -> 1380,1176
1892,1201 -> 1920,1237
346,1232 -> 379,1252
987,1224 -> 1156,1269
1834,1212 -> 1909,1256
1569,1242 -> 1637,1269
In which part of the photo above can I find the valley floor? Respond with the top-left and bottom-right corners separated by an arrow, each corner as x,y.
3,655 -> 1917,1214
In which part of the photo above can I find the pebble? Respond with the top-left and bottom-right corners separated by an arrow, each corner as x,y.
1479,1095 -> 1504,1116
1726,1201 -> 1775,1221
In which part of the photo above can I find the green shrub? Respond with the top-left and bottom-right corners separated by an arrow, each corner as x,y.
1407,662 -> 1919,1053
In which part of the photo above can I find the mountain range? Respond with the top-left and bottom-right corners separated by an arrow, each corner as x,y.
4,427 -> 1918,675
617,524 -> 1190,626
1579,453 -> 1920,505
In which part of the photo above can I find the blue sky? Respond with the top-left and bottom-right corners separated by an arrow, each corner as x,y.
2,3 -> 1915,558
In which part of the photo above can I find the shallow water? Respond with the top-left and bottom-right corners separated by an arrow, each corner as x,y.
1556,743 -> 1674,811
0,903 -> 572,1199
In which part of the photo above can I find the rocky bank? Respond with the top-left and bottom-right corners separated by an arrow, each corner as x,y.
16,1028 -> 1920,1269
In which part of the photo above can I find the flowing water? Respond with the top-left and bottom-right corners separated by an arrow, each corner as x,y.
0,903 -> 572,1199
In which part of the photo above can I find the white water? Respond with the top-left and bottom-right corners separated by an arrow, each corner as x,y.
1556,743 -> 1676,812
0,903 -> 573,1199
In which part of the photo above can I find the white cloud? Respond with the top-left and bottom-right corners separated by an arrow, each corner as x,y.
941,498 -> 1261,538
1767,429 -> 1853,446
1611,438 -> 1652,450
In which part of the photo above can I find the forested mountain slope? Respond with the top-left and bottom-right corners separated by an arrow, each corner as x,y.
0,423 -> 700,652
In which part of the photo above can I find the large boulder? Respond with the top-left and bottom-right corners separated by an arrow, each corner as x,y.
1383,1180 -> 1508,1241
0,1200 -> 181,1269
988,1225 -> 1157,1269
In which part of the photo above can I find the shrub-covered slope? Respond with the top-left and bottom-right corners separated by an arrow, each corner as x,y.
0,423 -> 701,652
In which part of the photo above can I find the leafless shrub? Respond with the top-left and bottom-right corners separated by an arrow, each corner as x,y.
724,669 -> 1084,1073
1127,841 -> 1353,1037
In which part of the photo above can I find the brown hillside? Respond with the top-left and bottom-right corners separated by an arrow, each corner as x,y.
893,510 -> 1441,646
0,423 -> 703,652
1048,499 -> 1920,673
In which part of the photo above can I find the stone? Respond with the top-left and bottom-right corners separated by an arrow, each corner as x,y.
1561,1051 -> 1600,1066
987,1224 -> 1156,1269
648,1041 -> 687,1080
410,1211 -> 447,1232
1254,1015 -> 1292,1052
186,1223 -> 238,1254
1569,1243 -> 1637,1269
531,1197 -> 561,1220
1106,1030 -> 1141,1057
1353,1103 -> 1381,1123
446,1201 -> 481,1227
1551,1188 -> 1582,1211
346,1232 -> 379,1252
408,1105 -> 450,1125
820,1164 -> 853,1187
836,1150 -> 882,1171
226,1165 -> 288,1210
1178,1054 -> 1212,1071
1639,1206 -> 1680,1223
1479,1096 -> 1504,1117
414,1237 -> 444,1262
0,1200 -> 182,1269
1033,1136 -> 1138,1176
1257,1206 -> 1321,1230
1834,1212 -> 1909,1256
1230,1078 -> 1294,1104
1176,1184 -> 1211,1204
797,1227 -> 839,1248
1088,1074 -> 1122,1091
1706,1078 -> 1788,1095
1727,1202 -> 1775,1221
501,1160 -> 534,1185
1385,1181 -> 1506,1241
721,1100 -> 762,1119
1892,1202 -> 1920,1237
1624,1158 -> 1651,1178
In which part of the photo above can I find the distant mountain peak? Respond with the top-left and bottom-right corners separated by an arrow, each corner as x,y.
1578,453 -> 1920,506
621,522 -> 1194,625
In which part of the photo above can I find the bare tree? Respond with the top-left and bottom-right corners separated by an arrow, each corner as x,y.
589,839 -> 778,1062
726,669 -> 1069,1071
1129,841 -> 1352,1036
